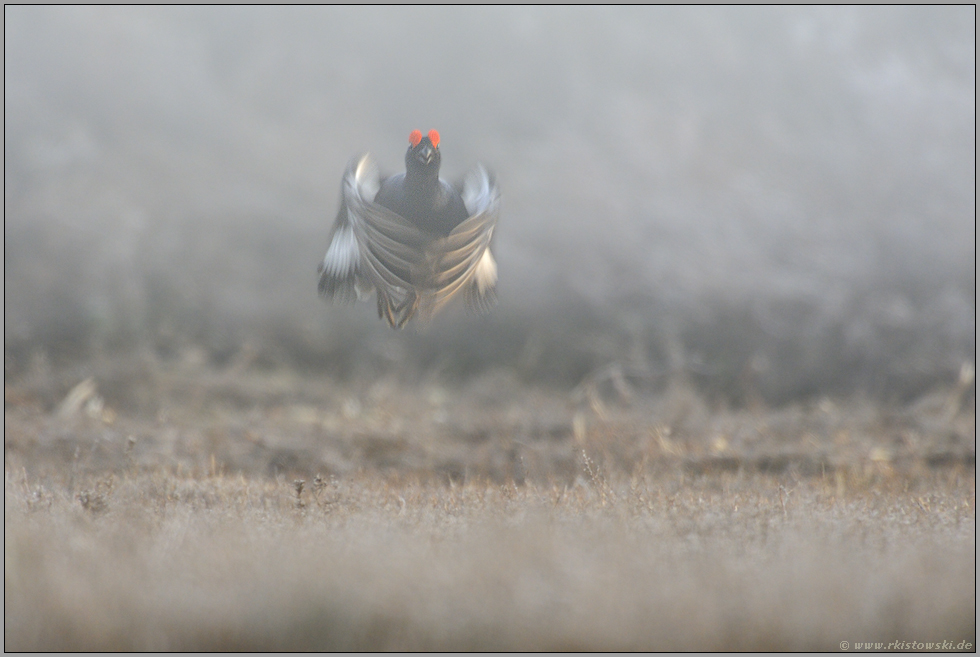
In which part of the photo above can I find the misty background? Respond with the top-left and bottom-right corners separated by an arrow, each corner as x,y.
4,6 -> 975,405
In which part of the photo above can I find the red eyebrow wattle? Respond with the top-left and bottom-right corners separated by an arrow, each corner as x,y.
428,130 -> 440,148
409,130 -> 422,147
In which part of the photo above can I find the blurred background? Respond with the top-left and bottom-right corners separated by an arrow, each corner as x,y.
5,6 -> 975,405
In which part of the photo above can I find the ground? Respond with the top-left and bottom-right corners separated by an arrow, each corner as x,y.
4,353 -> 976,650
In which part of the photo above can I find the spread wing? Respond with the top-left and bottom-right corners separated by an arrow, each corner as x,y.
427,165 -> 500,316
318,154 -> 427,325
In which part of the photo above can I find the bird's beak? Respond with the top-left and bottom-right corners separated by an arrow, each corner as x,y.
417,144 -> 435,164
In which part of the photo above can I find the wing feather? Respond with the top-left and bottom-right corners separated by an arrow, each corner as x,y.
343,155 -> 426,296
426,166 -> 500,315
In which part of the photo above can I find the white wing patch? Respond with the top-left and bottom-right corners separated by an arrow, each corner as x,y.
322,224 -> 359,276
462,164 -> 492,216
473,248 -> 497,294
354,154 -> 380,201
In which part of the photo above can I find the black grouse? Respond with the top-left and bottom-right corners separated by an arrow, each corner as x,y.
317,130 -> 499,328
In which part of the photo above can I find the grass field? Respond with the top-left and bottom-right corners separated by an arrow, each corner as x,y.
4,354 -> 976,650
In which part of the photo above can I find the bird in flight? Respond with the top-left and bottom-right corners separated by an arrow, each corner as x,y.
318,129 -> 499,328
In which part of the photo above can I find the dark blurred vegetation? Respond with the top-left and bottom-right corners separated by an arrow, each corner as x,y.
4,6 -> 975,404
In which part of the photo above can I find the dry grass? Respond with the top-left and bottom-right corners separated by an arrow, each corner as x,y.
4,358 -> 976,650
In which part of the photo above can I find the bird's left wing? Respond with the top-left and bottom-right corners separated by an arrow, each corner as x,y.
428,165 -> 500,315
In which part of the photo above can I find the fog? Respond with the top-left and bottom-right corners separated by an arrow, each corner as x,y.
4,6 -> 975,403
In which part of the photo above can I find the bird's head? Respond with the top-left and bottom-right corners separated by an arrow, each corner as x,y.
406,129 -> 441,171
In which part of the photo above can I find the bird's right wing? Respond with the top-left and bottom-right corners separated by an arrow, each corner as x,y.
319,154 -> 435,326
342,155 -> 425,294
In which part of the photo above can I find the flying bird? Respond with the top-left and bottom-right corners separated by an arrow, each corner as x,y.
318,129 -> 499,328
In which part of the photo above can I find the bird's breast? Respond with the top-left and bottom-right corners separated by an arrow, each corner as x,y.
375,177 -> 468,236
